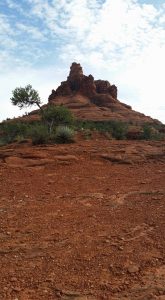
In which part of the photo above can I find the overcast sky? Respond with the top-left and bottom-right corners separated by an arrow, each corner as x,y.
0,0 -> 165,123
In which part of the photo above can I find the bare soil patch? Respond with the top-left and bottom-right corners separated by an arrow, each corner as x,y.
0,139 -> 165,299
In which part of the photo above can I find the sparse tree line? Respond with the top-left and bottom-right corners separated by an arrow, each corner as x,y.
0,84 -> 164,146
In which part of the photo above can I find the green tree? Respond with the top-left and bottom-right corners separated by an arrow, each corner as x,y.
11,84 -> 42,110
142,124 -> 153,140
42,105 -> 74,134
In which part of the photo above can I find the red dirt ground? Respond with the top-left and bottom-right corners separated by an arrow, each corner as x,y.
0,138 -> 165,300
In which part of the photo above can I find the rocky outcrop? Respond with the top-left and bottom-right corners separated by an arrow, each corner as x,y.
35,62 -> 162,125
108,85 -> 118,99
67,62 -> 83,83
95,80 -> 111,94
48,62 -> 118,101
94,80 -> 117,99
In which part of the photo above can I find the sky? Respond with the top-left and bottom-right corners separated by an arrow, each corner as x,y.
0,0 -> 165,123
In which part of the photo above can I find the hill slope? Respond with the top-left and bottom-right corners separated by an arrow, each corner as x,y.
45,62 -> 160,125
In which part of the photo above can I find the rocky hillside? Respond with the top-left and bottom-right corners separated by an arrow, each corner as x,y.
45,62 -> 160,125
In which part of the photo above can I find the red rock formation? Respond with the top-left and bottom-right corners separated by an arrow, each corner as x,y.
108,85 -> 118,99
67,62 -> 83,82
46,62 -> 161,125
54,82 -> 72,97
95,80 -> 111,94
7,62 -> 163,127
48,62 -> 119,102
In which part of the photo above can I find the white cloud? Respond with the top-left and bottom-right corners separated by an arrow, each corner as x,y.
5,0 -> 30,16
0,13 -> 17,48
0,14 -> 13,35
0,0 -> 165,123
16,23 -> 46,40
26,0 -> 165,67
6,0 -> 22,10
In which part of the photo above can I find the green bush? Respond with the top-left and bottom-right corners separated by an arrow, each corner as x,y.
0,138 -> 7,147
141,124 -> 153,140
111,121 -> 128,140
140,124 -> 165,140
75,120 -> 128,140
0,122 -> 28,144
54,126 -> 75,144
41,105 -> 74,134
28,124 -> 49,145
0,105 -> 75,146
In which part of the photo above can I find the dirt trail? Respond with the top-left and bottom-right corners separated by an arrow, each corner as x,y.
0,139 -> 165,299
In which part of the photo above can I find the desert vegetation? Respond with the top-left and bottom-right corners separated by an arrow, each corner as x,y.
0,118 -> 165,147
0,117 -> 75,146
0,85 -> 75,145
0,84 -> 165,146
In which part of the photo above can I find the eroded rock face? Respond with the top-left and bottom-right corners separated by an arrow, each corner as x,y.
108,85 -> 118,99
48,62 -> 118,101
67,62 -> 83,82
95,80 -> 111,94
45,62 -> 162,125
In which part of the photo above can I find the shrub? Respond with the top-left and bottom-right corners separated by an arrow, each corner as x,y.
14,134 -> 27,143
140,124 -> 165,140
0,122 -> 28,144
54,126 -> 75,144
75,120 -> 128,139
0,138 -> 7,147
111,121 -> 128,140
41,105 -> 74,134
141,124 -> 153,140
83,129 -> 92,140
28,124 -> 49,145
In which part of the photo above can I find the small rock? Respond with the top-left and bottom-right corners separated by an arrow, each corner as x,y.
127,265 -> 139,273
12,287 -> 21,292
104,239 -> 110,243
56,291 -> 61,297
10,277 -> 17,282
118,246 -> 124,251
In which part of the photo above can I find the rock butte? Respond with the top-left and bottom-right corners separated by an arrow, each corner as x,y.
27,62 -> 161,125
